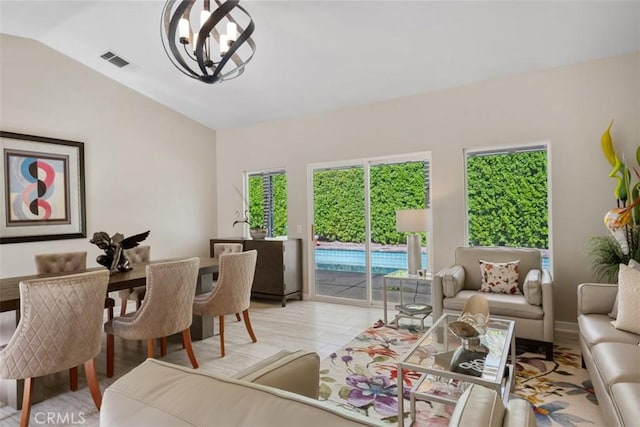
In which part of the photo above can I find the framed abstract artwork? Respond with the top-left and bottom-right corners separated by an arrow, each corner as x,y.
0,131 -> 86,244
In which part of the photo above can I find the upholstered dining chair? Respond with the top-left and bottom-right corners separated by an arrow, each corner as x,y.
193,250 -> 258,357
34,251 -> 115,391
104,257 -> 200,378
213,243 -> 244,321
117,245 -> 151,316
0,270 -> 110,427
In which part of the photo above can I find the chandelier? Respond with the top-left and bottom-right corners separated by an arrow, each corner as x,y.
161,0 -> 255,84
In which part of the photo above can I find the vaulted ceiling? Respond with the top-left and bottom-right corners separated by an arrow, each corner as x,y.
1,1 -> 638,130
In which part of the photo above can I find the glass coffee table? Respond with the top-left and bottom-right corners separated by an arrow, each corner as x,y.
396,313 -> 516,426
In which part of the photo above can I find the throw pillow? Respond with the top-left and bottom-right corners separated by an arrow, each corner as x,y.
612,263 -> 640,335
523,269 -> 542,305
478,259 -> 521,294
609,258 -> 640,319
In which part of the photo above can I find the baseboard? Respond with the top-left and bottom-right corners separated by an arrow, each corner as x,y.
555,321 -> 578,333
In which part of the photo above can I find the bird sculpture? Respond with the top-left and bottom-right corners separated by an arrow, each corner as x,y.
90,230 -> 150,273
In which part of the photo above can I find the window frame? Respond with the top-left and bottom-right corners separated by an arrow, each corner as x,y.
463,141 -> 553,272
245,168 -> 287,238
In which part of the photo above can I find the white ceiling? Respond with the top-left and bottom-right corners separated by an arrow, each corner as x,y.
1,1 -> 638,130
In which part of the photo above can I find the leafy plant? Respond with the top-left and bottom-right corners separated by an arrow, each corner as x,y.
587,120 -> 640,282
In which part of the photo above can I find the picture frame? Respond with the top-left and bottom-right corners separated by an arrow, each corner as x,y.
0,131 -> 86,244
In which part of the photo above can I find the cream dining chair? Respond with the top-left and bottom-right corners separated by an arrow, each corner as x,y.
213,243 -> 244,321
104,257 -> 200,377
0,270 -> 110,427
193,250 -> 258,357
117,245 -> 151,316
34,251 -> 115,391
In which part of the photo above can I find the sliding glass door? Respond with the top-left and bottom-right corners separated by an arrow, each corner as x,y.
310,154 -> 431,305
313,165 -> 367,302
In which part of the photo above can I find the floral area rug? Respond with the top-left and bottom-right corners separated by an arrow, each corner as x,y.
319,326 -> 602,426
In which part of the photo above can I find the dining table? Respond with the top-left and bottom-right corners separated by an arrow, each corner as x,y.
0,256 -> 219,409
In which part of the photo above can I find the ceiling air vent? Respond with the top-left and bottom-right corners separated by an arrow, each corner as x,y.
100,51 -> 130,68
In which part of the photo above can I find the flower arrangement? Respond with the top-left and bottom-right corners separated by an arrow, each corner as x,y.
587,120 -> 640,282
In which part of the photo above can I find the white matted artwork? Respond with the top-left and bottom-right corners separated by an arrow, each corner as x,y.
0,131 -> 86,244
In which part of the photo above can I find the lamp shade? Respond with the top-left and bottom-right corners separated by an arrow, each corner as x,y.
396,209 -> 429,232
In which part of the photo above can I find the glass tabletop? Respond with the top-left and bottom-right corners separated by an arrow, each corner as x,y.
399,313 -> 514,385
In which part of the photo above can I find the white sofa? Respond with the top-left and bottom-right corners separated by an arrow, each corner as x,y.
577,283 -> 640,427
433,246 -> 554,359
100,350 -> 535,427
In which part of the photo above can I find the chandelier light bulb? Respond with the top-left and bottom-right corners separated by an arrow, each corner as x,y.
220,34 -> 229,55
227,22 -> 237,42
178,17 -> 190,44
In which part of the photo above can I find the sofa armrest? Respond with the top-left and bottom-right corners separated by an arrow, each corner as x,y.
540,270 -> 554,342
504,398 -> 537,427
577,283 -> 618,315
433,266 -> 465,319
449,384 -> 505,427
233,350 -> 320,399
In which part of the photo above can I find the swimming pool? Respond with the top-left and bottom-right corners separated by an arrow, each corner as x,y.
315,248 -> 426,274
315,248 -> 550,273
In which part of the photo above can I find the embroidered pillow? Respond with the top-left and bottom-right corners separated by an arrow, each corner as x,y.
612,263 -> 640,335
479,259 -> 521,294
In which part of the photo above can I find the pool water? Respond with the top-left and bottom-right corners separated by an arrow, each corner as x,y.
315,248 -> 550,273
315,248 -> 426,274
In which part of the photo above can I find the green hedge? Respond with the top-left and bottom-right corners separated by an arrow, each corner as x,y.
313,163 -> 427,244
248,174 -> 287,236
249,154 -> 548,248
466,150 -> 548,248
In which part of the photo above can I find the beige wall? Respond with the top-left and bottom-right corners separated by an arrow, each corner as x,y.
216,52 -> 640,324
0,35 -> 218,277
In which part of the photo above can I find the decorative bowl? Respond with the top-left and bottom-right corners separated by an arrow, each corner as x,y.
250,228 -> 267,239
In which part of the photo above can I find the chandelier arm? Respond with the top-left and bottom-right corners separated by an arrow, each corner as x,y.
164,0 -> 201,78
214,18 -> 254,80
220,2 -> 251,67
195,0 -> 238,76
224,10 -> 255,69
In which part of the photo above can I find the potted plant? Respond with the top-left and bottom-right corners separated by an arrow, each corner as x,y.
587,120 -> 640,282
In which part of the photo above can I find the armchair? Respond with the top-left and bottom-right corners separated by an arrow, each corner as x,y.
433,246 -> 554,359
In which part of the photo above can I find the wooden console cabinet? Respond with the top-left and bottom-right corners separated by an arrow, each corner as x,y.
209,238 -> 302,307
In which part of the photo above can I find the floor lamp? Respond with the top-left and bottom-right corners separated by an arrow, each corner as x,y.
396,209 -> 428,275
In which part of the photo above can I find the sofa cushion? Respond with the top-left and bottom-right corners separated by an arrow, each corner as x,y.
578,314 -> 640,349
444,290 -> 543,320
233,350 -> 320,399
610,259 -> 640,319
611,382 -> 640,426
592,343 -> 640,386
449,384 -> 505,427
612,264 -> 640,334
101,359 -> 378,427
479,260 -> 522,295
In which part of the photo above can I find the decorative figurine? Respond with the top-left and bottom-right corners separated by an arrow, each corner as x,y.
90,230 -> 150,273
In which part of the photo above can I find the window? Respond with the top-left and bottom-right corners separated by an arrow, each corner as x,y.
247,170 -> 287,237
465,144 -> 550,269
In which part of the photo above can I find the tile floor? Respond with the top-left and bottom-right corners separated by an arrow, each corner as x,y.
0,299 -> 578,426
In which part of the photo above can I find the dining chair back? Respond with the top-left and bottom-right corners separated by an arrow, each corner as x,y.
0,270 -> 110,427
105,257 -> 200,377
213,243 -> 243,258
35,251 -> 87,274
34,251 -> 114,391
193,250 -> 258,357
118,245 -> 151,315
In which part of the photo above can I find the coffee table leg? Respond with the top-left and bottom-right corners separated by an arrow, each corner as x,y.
397,364 -> 405,427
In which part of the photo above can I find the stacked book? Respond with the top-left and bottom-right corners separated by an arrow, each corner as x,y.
395,303 -> 432,315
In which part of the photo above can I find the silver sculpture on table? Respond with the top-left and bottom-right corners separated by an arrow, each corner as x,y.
90,230 -> 150,273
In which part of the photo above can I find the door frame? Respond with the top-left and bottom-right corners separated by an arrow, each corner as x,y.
306,151 -> 432,306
